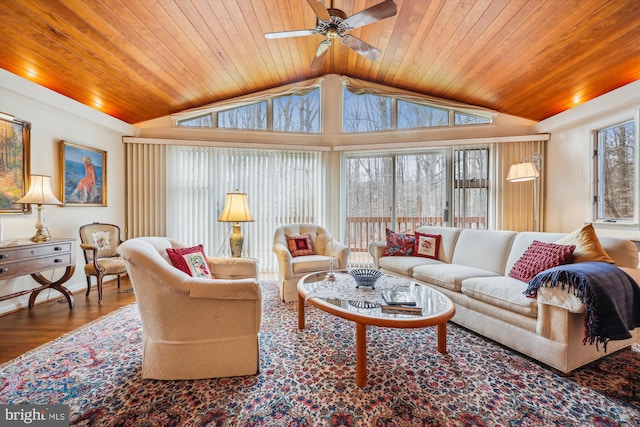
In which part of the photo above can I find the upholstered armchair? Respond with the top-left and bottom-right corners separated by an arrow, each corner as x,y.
79,222 -> 128,304
272,224 -> 349,302
117,236 -> 262,380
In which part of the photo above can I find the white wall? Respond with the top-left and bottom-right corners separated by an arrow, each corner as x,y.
535,80 -> 640,237
0,70 -> 137,315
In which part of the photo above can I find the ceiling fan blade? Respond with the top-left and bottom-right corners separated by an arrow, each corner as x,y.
341,34 -> 382,61
310,40 -> 331,69
264,29 -> 318,39
343,0 -> 397,30
306,0 -> 331,21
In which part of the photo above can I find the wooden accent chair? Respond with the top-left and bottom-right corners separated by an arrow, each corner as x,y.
79,222 -> 127,303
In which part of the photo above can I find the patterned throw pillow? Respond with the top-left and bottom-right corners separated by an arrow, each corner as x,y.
414,232 -> 441,259
166,245 -> 213,279
554,223 -> 615,264
509,240 -> 576,282
383,228 -> 415,256
286,234 -> 314,257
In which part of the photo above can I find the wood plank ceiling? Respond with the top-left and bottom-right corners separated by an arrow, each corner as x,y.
1,0 -> 639,125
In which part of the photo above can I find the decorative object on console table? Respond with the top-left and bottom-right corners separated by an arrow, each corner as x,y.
0,112 -> 31,214
218,189 -> 254,257
506,152 -> 543,232
16,175 -> 62,242
0,238 -> 76,310
60,141 -> 107,206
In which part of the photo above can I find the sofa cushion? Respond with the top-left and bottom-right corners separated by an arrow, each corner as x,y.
414,232 -> 441,259
554,223 -> 614,264
504,232 -> 567,274
291,254 -> 335,274
508,240 -> 575,282
461,276 -> 538,317
412,264 -> 500,292
383,228 -> 415,256
451,229 -> 517,274
379,256 -> 440,277
414,226 -> 462,263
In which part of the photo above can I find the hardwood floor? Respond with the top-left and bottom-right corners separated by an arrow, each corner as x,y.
0,277 -> 136,364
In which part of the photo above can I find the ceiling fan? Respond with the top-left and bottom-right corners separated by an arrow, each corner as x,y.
264,0 -> 397,69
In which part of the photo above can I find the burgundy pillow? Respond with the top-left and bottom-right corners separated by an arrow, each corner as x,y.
166,244 -> 213,278
383,228 -> 415,256
286,234 -> 314,257
414,232 -> 441,260
509,240 -> 576,282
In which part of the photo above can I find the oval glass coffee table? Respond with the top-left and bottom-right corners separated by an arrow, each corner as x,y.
297,270 -> 455,387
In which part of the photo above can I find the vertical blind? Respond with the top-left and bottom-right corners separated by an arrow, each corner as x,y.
166,146 -> 324,272
125,143 -> 166,239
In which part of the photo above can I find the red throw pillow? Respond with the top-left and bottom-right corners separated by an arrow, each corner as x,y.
414,232 -> 441,260
509,240 -> 576,282
383,228 -> 415,256
166,244 -> 213,278
286,234 -> 314,257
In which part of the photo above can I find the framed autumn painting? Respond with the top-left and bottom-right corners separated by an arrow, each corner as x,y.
60,141 -> 107,206
0,116 -> 31,214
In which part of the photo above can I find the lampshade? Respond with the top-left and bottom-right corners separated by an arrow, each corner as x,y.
218,190 -> 254,223
16,175 -> 62,205
506,162 -> 539,182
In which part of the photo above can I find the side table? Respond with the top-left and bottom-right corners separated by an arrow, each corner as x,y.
0,238 -> 76,310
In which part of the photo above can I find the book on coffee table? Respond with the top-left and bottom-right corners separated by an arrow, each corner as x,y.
381,304 -> 423,314
382,289 -> 417,306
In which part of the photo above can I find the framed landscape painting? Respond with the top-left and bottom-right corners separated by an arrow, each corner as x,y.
0,116 -> 31,214
60,141 -> 107,206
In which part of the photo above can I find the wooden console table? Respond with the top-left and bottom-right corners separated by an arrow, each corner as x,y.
0,238 -> 76,310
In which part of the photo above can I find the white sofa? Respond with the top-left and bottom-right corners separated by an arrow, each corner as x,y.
118,237 -> 262,380
369,226 -> 640,374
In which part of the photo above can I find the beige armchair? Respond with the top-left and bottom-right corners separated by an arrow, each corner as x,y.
117,236 -> 262,380
273,224 -> 349,302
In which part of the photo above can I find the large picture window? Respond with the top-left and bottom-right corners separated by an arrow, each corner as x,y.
594,119 -> 636,221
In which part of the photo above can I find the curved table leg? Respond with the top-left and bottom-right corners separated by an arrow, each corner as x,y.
29,266 -> 76,310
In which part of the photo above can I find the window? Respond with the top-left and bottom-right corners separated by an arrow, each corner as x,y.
344,147 -> 488,266
594,119 -> 636,221
398,100 -> 449,129
455,112 -> 491,125
273,89 -> 320,133
343,88 -> 392,133
218,102 -> 267,130
177,114 -> 213,128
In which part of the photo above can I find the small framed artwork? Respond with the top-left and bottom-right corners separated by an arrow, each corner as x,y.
0,116 -> 31,214
60,141 -> 107,206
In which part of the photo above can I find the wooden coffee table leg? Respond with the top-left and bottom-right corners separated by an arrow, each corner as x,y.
437,322 -> 447,354
298,293 -> 305,329
356,322 -> 367,387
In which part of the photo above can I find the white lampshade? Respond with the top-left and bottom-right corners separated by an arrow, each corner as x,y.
16,175 -> 62,205
506,162 -> 538,182
218,190 -> 254,223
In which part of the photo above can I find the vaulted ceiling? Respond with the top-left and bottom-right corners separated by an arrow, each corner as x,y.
2,0 -> 639,125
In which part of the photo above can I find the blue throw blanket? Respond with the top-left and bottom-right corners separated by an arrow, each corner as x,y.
524,262 -> 640,351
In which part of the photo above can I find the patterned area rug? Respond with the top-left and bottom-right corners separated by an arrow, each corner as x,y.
1,281 -> 639,426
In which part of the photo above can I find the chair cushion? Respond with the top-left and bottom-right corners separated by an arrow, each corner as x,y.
291,255 -> 335,274
286,234 -> 314,257
166,245 -> 213,278
84,257 -> 127,275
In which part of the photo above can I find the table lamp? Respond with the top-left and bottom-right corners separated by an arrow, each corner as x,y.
218,189 -> 254,257
16,175 -> 62,242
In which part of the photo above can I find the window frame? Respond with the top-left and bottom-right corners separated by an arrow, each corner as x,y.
591,109 -> 640,225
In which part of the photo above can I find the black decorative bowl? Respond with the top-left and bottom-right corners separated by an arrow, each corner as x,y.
349,269 -> 384,288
